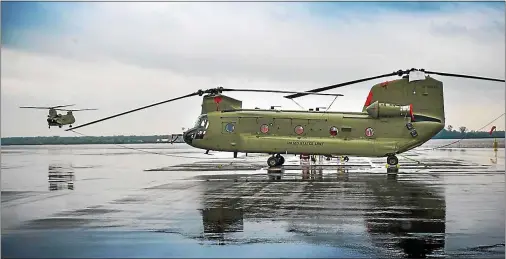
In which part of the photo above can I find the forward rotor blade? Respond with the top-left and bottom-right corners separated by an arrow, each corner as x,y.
66,92 -> 199,131
20,104 -> 76,109
19,106 -> 52,109
423,70 -> 505,82
221,88 -> 344,97
56,108 -> 98,111
52,104 -> 75,109
283,71 -> 401,99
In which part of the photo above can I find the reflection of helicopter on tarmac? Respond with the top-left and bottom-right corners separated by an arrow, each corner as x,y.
363,173 -> 445,258
195,164 -> 445,258
48,164 -> 75,191
491,151 -> 498,164
200,207 -> 244,244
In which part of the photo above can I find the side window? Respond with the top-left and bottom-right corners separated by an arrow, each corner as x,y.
341,127 -> 352,138
341,127 -> 352,133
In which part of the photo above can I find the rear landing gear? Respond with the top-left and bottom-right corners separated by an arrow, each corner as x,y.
267,154 -> 285,167
386,155 -> 399,175
387,155 -> 399,166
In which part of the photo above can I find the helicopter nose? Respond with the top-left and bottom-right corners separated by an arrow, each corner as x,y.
182,129 -> 195,145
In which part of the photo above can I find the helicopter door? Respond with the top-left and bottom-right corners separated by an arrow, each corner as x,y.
221,121 -> 238,149
272,118 -> 290,136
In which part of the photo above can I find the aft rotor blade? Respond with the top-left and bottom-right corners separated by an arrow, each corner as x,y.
283,71 -> 401,99
423,70 -> 505,82
222,88 -> 344,97
66,92 -> 199,131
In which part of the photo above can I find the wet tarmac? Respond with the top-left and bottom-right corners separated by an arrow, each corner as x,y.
1,139 -> 505,258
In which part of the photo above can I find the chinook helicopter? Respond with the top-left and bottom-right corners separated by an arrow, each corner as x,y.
67,68 -> 505,167
19,104 -> 98,128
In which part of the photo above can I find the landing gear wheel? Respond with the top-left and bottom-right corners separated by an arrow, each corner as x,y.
69,125 -> 72,128
343,156 -> 349,162
387,155 -> 398,166
276,155 -> 285,166
58,125 -> 62,128
267,156 -> 278,167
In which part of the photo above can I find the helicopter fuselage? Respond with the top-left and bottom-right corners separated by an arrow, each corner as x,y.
183,76 -> 446,160
47,112 -> 76,128
183,109 -> 444,157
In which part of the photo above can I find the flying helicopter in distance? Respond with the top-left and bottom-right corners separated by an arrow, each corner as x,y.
19,104 -> 98,129
67,68 -> 505,168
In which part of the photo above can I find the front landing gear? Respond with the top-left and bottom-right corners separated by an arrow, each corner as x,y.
267,154 -> 285,167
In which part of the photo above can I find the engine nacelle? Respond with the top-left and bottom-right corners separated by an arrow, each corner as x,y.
365,101 -> 413,119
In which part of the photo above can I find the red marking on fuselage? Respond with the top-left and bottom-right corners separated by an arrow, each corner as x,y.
380,81 -> 390,88
214,96 -> 223,111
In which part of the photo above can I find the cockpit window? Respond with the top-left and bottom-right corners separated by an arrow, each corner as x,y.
194,115 -> 209,129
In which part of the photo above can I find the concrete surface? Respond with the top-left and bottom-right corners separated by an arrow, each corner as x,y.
1,139 -> 505,258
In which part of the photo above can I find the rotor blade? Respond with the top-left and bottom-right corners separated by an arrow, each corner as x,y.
66,92 -> 199,131
56,108 -> 98,111
283,71 -> 402,99
52,104 -> 76,109
221,88 -> 344,97
423,70 -> 505,82
19,106 -> 53,109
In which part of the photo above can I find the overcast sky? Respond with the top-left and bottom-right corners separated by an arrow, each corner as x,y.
1,1 -> 505,137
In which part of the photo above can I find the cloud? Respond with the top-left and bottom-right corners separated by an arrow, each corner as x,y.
1,2 -> 505,137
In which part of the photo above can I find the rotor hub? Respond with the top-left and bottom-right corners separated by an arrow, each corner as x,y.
197,86 -> 225,96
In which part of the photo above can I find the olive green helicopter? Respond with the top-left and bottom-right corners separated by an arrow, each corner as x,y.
67,68 -> 505,167
20,104 -> 98,129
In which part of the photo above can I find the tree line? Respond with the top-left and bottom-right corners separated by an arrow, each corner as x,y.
1,127 -> 504,146
434,125 -> 504,139
1,134 -> 184,146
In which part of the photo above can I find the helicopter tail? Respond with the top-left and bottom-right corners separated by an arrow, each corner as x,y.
201,94 -> 242,114
362,75 -> 445,124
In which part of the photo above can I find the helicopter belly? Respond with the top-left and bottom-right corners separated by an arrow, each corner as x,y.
235,135 -> 390,157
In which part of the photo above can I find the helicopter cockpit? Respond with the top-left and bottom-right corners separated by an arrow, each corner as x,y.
194,114 -> 209,129
183,114 -> 209,144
